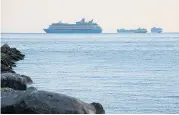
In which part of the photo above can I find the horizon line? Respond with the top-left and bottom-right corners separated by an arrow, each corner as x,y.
1,32 -> 179,34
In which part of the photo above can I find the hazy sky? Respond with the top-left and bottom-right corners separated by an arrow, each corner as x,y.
1,0 -> 179,33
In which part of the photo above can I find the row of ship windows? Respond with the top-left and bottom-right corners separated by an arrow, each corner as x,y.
49,28 -> 101,30
49,27 -> 100,29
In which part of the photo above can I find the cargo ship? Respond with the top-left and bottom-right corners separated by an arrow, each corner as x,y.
44,18 -> 102,33
117,28 -> 147,33
151,27 -> 163,33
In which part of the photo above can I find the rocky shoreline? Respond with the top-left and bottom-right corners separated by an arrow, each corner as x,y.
1,44 -> 105,114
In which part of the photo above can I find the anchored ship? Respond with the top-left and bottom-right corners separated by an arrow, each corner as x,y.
117,28 -> 147,33
151,27 -> 163,33
44,18 -> 102,33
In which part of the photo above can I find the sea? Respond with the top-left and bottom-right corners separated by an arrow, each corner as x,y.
1,33 -> 179,114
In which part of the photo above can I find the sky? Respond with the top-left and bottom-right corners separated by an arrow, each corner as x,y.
1,0 -> 179,33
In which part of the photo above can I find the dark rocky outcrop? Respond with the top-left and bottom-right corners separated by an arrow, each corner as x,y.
1,44 -> 32,90
1,44 -> 25,61
1,53 -> 15,68
1,73 -> 33,90
1,44 -> 105,114
1,88 -> 105,114
1,64 -> 15,73
1,44 -> 25,73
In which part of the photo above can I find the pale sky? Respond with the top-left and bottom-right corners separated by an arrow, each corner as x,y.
1,0 -> 179,33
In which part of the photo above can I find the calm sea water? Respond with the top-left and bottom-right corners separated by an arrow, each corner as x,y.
1,33 -> 179,113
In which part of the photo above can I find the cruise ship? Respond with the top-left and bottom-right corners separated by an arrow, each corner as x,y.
117,28 -> 147,33
44,18 -> 102,33
151,27 -> 163,33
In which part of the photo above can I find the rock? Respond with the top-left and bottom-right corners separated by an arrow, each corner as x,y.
1,89 -> 105,114
0,87 -> 14,92
1,73 -> 33,90
1,88 -> 28,113
26,86 -> 37,91
10,48 -> 25,60
1,44 -> 11,53
1,53 -> 15,67
1,44 -> 105,114
1,44 -> 32,90
91,102 -> 105,114
20,75 -> 33,84
1,44 -> 25,71
1,64 -> 14,73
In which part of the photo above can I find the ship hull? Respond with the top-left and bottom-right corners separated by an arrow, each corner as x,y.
151,27 -> 163,33
151,31 -> 162,33
117,29 -> 147,33
117,32 -> 147,33
44,29 -> 102,33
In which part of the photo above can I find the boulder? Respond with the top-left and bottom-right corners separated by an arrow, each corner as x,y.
91,102 -> 105,114
1,88 -> 105,114
20,75 -> 33,84
1,44 -> 25,72
1,44 -> 11,53
1,44 -> 25,70
0,87 -> 14,92
1,73 -> 33,90
10,48 -> 25,60
1,53 -> 15,67
1,44 -> 105,114
1,64 -> 14,73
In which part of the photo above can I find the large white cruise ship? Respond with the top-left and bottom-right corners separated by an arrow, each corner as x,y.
44,18 -> 102,33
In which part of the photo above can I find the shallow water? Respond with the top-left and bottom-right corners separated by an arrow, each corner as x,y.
1,33 -> 179,113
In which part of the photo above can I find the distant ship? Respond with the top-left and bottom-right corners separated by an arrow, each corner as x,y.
117,28 -> 147,33
151,27 -> 163,33
44,18 -> 102,33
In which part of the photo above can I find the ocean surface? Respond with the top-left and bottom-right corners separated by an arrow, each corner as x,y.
1,33 -> 179,114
